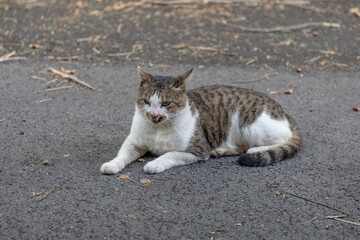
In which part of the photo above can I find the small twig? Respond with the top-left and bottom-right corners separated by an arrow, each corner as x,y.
298,216 -> 318,225
330,218 -> 360,226
150,0 -> 309,5
107,52 -> 132,57
264,64 -> 276,72
31,76 -> 47,81
41,79 -> 59,87
56,56 -> 79,61
324,215 -> 348,219
325,215 -> 360,226
34,98 -> 52,103
47,68 -> 95,90
281,190 -> 350,216
0,119 -> 5,122
0,51 -> 27,63
189,46 -> 230,56
105,0 -> 147,11
308,49 -> 341,56
234,72 -> 278,83
107,44 -> 142,59
171,44 -> 230,56
304,55 -> 321,64
225,22 -> 341,33
36,184 -> 56,201
285,4 -> 326,13
45,86 -> 73,92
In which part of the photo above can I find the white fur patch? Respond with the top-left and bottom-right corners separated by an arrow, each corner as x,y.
219,111 -> 292,149
143,92 -> 167,116
130,101 -> 198,155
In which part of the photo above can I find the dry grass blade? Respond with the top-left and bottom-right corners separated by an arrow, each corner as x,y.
330,218 -> 360,226
304,55 -> 321,64
298,216 -> 318,225
225,22 -> 341,33
47,68 -> 95,90
45,86 -> 73,92
281,190 -> 350,216
107,44 -> 142,59
34,98 -> 52,103
308,49 -> 341,56
234,72 -> 278,83
0,51 -> 27,63
104,0 -> 148,12
56,56 -> 79,62
189,46 -> 230,56
150,0 -> 308,5
31,76 -> 47,81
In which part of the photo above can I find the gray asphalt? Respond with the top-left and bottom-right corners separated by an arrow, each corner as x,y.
1,62 -> 359,239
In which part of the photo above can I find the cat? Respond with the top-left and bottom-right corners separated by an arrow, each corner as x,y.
100,67 -> 301,174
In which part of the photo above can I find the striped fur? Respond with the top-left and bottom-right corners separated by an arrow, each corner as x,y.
237,114 -> 302,167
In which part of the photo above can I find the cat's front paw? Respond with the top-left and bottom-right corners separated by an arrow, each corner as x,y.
211,148 -> 225,158
100,162 -> 124,175
144,160 -> 166,174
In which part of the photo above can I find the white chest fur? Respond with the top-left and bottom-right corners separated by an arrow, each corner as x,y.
128,103 -> 198,155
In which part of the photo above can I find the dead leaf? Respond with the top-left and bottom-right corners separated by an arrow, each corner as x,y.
210,229 -> 224,234
274,190 -> 281,196
118,174 -> 130,180
277,38 -> 297,46
30,44 -> 42,49
235,223 -> 242,226
312,31 -> 319,37
353,106 -> 360,111
319,60 -> 328,66
350,7 -> 360,17
140,179 -> 151,185
270,89 -> 293,95
137,158 -> 146,162
75,1 -> 84,8
64,154 -> 71,158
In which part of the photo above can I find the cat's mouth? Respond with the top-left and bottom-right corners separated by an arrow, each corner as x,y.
146,113 -> 167,124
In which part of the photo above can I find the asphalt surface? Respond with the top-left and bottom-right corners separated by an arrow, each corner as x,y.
0,61 -> 359,239
1,0 -> 360,70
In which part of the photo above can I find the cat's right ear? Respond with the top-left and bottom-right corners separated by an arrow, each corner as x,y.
137,66 -> 152,85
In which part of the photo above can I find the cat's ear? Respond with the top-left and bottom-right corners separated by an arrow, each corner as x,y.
137,66 -> 153,85
172,68 -> 193,88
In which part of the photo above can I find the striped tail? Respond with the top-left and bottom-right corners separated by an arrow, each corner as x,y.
237,114 -> 302,167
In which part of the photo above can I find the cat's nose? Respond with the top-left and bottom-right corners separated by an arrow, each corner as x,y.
148,113 -> 167,123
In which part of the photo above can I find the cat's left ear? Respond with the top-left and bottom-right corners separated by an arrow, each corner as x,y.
137,66 -> 153,85
173,68 -> 193,88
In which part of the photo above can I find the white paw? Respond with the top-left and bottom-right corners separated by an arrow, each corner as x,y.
211,148 -> 225,158
144,160 -> 166,174
100,162 -> 124,175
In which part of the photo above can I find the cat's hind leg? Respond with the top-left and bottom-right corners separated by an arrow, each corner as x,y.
211,145 -> 249,158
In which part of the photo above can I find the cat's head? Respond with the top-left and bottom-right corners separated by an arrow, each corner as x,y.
136,67 -> 193,124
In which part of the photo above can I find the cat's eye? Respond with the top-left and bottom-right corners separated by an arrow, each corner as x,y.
161,101 -> 171,107
143,99 -> 150,105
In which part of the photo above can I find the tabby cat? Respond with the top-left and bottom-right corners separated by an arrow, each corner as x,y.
100,67 -> 301,174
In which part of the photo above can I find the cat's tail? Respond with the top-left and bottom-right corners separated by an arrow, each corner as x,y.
237,114 -> 302,167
